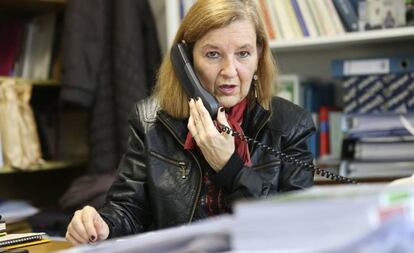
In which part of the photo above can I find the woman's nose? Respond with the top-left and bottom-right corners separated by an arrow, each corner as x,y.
220,58 -> 238,78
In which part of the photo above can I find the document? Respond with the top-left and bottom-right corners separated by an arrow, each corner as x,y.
0,200 -> 38,223
231,184 -> 414,252
57,215 -> 233,253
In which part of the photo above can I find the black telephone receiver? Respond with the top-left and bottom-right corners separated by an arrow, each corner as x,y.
171,41 -> 220,119
170,41 -> 357,184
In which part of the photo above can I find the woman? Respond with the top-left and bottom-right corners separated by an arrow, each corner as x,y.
65,0 -> 315,245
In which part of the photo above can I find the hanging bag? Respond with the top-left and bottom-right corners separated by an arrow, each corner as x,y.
0,78 -> 43,170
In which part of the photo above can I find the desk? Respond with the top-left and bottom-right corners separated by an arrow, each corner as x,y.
23,240 -> 71,253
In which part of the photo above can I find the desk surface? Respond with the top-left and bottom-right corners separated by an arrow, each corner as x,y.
24,240 -> 71,253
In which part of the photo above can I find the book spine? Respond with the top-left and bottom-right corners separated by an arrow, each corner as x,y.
266,0 -> 284,40
304,0 -> 322,36
291,0 -> 309,37
315,0 -> 337,36
307,0 -> 327,35
324,0 -> 346,34
257,0 -> 276,40
284,0 -> 304,38
319,106 -> 330,157
296,0 -> 319,37
273,0 -> 296,40
332,0 -> 359,31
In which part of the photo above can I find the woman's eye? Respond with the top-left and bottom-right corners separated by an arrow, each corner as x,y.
206,51 -> 219,58
238,51 -> 251,58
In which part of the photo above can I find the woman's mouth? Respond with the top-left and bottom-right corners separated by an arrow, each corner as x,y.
218,84 -> 237,95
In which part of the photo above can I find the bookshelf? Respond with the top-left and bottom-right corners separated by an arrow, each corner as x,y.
162,0 -> 414,183
163,1 -> 414,78
0,76 -> 59,86
270,26 -> 414,52
0,0 -> 66,13
0,159 -> 86,174
0,0 -> 88,173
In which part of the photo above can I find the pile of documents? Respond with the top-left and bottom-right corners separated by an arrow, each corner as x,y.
57,184 -> 414,253
231,184 -> 414,252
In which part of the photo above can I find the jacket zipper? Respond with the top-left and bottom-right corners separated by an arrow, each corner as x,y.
186,150 -> 203,223
150,151 -> 188,179
157,115 -> 203,224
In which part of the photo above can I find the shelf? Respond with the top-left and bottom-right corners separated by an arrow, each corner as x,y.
0,159 -> 86,174
0,76 -> 59,86
270,27 -> 414,53
0,0 -> 66,12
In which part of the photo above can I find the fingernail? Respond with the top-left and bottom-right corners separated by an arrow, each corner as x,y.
196,97 -> 200,101
220,107 -> 225,112
90,235 -> 96,241
188,98 -> 191,102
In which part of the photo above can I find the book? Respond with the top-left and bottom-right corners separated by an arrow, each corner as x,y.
296,0 -> 319,37
21,12 -> 56,80
302,79 -> 336,113
0,232 -> 48,249
266,0 -> 284,40
332,56 -> 414,114
324,0 -> 346,34
291,0 -> 309,37
272,0 -> 296,40
328,110 -> 344,159
256,0 -> 276,40
331,56 -> 414,77
333,0 -> 359,32
284,0 -> 303,38
0,18 -> 24,76
314,0 -> 337,36
339,160 -> 414,178
343,113 -> 414,138
319,106 -> 330,157
307,0 -> 328,35
341,136 -> 414,161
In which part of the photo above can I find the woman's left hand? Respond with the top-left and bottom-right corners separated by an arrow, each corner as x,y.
188,98 -> 234,172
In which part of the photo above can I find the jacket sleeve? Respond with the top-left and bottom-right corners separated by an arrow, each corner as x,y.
211,108 -> 315,204
98,105 -> 153,238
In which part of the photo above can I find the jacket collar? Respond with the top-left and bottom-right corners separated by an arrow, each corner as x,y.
156,100 -> 271,146
157,111 -> 188,147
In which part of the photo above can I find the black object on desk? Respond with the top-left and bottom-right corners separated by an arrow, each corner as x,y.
0,249 -> 29,253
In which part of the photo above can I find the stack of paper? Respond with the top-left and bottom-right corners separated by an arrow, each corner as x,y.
57,215 -> 233,253
0,200 -> 38,224
231,184 -> 414,252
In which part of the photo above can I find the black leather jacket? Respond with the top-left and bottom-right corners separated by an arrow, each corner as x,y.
99,96 -> 316,238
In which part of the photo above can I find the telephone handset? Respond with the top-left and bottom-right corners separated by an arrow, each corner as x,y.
170,41 -> 357,184
171,42 -> 220,119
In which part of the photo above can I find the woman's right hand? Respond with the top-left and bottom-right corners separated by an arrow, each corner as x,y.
65,205 -> 110,245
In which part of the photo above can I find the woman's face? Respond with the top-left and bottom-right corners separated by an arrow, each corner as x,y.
193,19 -> 259,108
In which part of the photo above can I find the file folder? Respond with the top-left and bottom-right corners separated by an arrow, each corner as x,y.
331,56 -> 414,77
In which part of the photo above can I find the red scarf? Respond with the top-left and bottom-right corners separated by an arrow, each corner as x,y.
184,98 -> 252,167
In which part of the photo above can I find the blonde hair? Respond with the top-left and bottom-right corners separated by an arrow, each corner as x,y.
153,0 -> 277,118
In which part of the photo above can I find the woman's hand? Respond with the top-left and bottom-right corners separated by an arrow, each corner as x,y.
65,205 -> 109,245
188,98 -> 234,172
